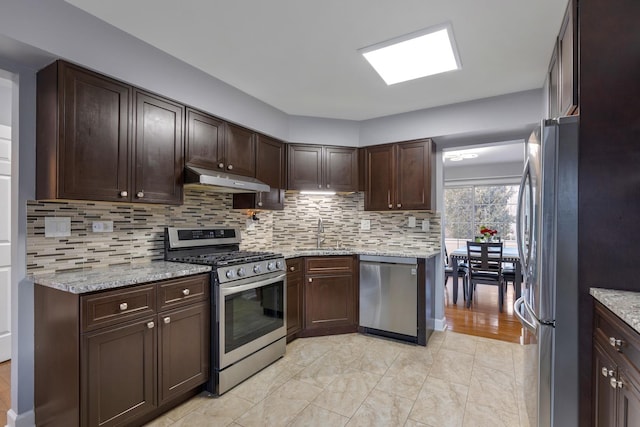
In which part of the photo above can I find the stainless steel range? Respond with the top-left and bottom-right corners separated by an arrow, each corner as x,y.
164,227 -> 286,395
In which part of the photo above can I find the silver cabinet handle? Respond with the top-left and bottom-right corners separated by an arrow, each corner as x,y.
182,288 -> 190,296
218,162 -> 225,169
136,191 -> 144,198
257,202 -> 263,207
610,377 -> 623,389
227,164 -> 234,170
318,184 -> 322,189
327,184 -> 331,189
119,191 -> 128,198
308,278 -> 313,283
289,266 -> 295,272
609,336 -> 623,348
388,204 -> 393,208
601,367 -> 614,377
147,321 -> 155,329
164,317 -> 171,324
397,203 -> 402,208
119,302 -> 128,311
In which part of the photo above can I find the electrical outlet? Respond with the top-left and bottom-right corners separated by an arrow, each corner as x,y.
92,221 -> 114,233
422,219 -> 430,231
44,217 -> 71,238
360,219 -> 371,231
408,216 -> 416,227
246,219 -> 256,231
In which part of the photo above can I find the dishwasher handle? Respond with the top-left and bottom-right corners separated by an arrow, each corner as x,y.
359,255 -> 418,265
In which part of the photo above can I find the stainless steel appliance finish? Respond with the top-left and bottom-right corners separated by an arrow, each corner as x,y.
164,227 -> 286,396
513,116 -> 579,427
184,165 -> 270,193
359,255 -> 418,340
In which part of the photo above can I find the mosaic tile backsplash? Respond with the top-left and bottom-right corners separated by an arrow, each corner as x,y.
27,188 -> 440,274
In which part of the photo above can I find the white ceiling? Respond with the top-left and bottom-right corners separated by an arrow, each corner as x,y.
64,0 -> 567,121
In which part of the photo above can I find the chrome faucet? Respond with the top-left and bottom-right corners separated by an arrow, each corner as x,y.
317,217 -> 325,248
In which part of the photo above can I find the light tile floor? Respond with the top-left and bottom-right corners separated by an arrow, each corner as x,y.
145,331 -> 530,427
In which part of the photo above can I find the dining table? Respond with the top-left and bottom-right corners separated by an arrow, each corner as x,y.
448,246 -> 522,305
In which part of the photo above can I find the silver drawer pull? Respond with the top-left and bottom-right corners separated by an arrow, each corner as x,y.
610,377 -> 623,389
182,288 -> 190,296
147,321 -> 155,329
609,336 -> 623,348
164,317 -> 171,324
601,367 -> 614,377
119,190 -> 128,198
119,302 -> 128,311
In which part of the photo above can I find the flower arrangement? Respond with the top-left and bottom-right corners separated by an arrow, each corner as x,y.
479,226 -> 498,241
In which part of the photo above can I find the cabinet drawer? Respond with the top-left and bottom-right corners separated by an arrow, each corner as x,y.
305,256 -> 354,274
595,302 -> 640,383
158,274 -> 209,311
286,258 -> 304,275
82,285 -> 156,332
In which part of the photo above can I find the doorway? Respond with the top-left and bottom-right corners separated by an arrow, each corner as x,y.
442,143 -> 524,343
0,75 -> 11,362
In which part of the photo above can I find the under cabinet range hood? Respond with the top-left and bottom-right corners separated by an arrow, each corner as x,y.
184,165 -> 270,193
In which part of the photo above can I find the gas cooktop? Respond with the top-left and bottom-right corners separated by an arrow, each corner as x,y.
168,250 -> 282,267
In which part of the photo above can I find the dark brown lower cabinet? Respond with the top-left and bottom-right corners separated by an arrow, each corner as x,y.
83,317 -> 157,427
299,256 -> 358,337
286,258 -> 304,342
35,274 -> 210,427
593,301 -> 640,427
159,302 -> 209,404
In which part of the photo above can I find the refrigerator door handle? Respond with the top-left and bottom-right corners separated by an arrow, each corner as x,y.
514,296 -> 537,333
516,159 -> 533,274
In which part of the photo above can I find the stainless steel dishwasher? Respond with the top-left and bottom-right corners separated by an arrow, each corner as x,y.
359,255 -> 418,341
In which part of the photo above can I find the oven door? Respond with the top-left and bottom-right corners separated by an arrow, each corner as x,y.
218,272 -> 286,369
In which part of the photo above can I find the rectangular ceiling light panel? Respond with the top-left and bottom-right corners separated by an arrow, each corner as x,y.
360,23 -> 461,85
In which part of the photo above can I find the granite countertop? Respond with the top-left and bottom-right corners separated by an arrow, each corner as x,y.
31,261 -> 212,294
591,288 -> 640,334
277,247 -> 440,259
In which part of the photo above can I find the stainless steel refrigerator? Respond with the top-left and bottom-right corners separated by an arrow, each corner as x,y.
514,115 -> 579,427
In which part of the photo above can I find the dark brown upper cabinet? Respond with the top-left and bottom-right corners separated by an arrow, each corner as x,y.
546,0 -> 578,119
133,90 -> 184,205
233,134 -> 285,210
36,60 -> 184,204
558,0 -> 578,116
287,144 -> 358,192
364,138 -> 433,211
185,109 -> 256,178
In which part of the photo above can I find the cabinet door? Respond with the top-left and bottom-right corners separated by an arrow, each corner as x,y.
364,144 -> 395,211
185,108 -> 225,171
547,41 -> 560,119
256,135 -> 285,209
58,63 -> 131,202
286,258 -> 304,340
618,369 -> 640,427
324,146 -> 358,192
305,274 -> 355,330
225,123 -> 256,177
133,90 -> 184,204
83,317 -> 156,427
158,302 -> 210,404
287,144 -> 323,190
396,139 -> 432,210
559,1 -> 578,116
593,342 -> 617,427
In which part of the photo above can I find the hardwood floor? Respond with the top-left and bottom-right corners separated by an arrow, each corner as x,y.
444,277 -> 524,343
0,360 -> 9,427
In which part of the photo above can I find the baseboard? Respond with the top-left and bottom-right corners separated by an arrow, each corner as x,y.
434,317 -> 447,332
6,408 -> 35,427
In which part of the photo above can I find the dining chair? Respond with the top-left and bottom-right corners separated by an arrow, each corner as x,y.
444,247 -> 468,301
465,241 -> 505,312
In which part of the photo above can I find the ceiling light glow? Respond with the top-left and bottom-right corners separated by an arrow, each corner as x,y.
360,24 -> 461,85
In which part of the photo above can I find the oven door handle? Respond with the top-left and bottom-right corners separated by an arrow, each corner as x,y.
220,273 -> 286,296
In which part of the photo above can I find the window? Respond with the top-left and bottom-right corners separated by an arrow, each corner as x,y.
444,184 -> 519,249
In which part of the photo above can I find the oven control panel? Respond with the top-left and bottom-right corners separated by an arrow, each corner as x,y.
218,258 -> 285,284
